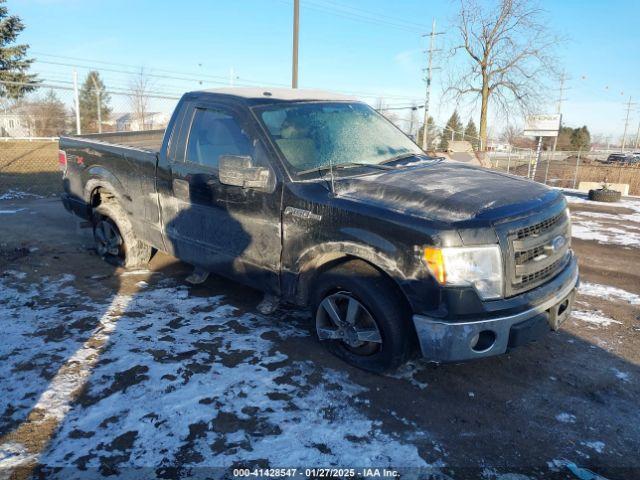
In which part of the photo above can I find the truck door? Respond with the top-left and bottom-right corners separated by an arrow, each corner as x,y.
160,102 -> 282,294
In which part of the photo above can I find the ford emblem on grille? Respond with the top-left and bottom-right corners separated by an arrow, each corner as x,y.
551,235 -> 566,252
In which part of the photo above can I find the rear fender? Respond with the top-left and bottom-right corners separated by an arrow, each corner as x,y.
84,168 -> 127,207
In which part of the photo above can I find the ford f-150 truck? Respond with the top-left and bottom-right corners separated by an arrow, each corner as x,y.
60,88 -> 578,372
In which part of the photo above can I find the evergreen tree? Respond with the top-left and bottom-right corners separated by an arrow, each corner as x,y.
439,110 -> 463,150
464,118 -> 479,150
416,116 -> 439,151
78,71 -> 111,132
0,0 -> 38,99
570,125 -> 591,151
546,125 -> 591,151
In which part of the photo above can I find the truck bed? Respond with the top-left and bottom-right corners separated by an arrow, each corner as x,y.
68,129 -> 165,152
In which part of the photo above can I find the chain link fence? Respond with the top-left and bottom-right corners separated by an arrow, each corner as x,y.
1,83 -> 179,196
488,149 -> 640,195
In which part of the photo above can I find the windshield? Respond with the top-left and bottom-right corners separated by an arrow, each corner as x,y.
256,102 -> 423,176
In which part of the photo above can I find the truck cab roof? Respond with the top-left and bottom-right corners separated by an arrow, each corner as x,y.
191,87 -> 357,105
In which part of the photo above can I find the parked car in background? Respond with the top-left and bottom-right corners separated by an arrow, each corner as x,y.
606,152 -> 640,165
59,88 -> 578,373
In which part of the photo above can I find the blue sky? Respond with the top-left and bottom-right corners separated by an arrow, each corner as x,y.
7,0 -> 640,140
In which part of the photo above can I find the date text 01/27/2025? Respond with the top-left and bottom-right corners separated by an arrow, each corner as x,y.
232,468 -> 400,477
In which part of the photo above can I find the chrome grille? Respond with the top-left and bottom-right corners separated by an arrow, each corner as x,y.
517,257 -> 567,288
505,209 -> 571,296
515,211 -> 564,239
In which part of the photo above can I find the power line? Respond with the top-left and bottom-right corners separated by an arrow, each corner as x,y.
274,0 -> 426,33
31,55 -> 423,101
305,0 -> 428,30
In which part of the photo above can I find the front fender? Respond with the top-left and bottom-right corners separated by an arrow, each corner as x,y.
290,240 -> 435,313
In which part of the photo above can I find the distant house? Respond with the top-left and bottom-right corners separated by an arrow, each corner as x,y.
487,141 -> 512,152
0,112 -> 32,137
114,112 -> 171,132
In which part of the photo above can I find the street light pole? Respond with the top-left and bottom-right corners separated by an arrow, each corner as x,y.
292,0 -> 299,89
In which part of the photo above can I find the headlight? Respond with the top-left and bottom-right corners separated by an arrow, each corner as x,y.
424,245 -> 503,300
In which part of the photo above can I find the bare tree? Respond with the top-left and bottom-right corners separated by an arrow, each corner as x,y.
129,68 -> 151,131
500,124 -> 534,149
444,0 -> 559,150
23,89 -> 68,136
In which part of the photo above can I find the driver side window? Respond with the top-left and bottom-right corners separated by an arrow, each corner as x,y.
185,108 -> 253,169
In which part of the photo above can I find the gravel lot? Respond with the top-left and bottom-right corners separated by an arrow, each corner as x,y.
0,191 -> 639,480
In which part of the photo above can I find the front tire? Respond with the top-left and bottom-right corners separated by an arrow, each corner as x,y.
93,201 -> 152,268
311,260 -> 413,373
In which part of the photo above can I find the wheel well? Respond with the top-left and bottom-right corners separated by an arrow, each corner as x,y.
90,187 -> 115,209
298,254 -> 412,314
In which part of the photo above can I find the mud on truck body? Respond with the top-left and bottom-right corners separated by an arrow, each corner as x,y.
60,88 -> 578,372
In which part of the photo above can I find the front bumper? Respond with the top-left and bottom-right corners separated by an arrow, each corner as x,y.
412,261 -> 579,363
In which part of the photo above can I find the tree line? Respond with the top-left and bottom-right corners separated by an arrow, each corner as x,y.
1,1 -> 152,136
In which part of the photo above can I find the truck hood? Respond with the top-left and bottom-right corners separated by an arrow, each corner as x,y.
335,161 -> 560,224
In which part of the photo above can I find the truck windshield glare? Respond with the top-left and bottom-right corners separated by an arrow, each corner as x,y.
257,102 -> 423,175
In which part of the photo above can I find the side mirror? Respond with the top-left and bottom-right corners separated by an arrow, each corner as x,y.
219,155 -> 272,190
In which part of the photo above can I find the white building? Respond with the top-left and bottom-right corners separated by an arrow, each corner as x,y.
114,112 -> 171,132
0,112 -> 32,137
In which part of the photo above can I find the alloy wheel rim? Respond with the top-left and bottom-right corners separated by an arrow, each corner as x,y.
316,292 -> 382,355
95,219 -> 122,258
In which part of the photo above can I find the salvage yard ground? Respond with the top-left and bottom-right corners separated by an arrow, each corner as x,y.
0,190 -> 639,479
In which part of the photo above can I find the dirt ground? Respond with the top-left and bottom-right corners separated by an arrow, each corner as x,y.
0,192 -> 638,480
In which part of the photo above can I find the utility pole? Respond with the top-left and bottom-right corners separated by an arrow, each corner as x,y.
73,70 -> 81,135
552,71 -> 567,152
292,0 -> 299,88
621,96 -> 635,151
421,19 -> 443,152
229,67 -> 236,87
634,116 -> 640,150
90,72 -> 102,134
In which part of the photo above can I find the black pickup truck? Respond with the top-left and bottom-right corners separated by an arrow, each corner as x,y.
60,88 -> 578,372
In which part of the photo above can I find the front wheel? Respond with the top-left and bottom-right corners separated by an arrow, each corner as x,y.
311,260 -> 414,373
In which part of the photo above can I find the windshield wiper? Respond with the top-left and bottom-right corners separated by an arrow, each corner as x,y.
379,152 -> 421,165
297,162 -> 393,176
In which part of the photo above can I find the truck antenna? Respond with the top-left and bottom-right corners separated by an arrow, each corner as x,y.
328,157 -> 336,195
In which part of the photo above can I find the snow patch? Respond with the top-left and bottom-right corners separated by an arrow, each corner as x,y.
0,190 -> 42,201
581,441 -> 605,454
0,276 -> 442,472
0,208 -> 26,214
563,192 -> 640,247
555,413 -> 576,423
579,282 -> 640,305
572,310 -> 622,328
0,442 -> 38,476
611,368 -> 630,383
